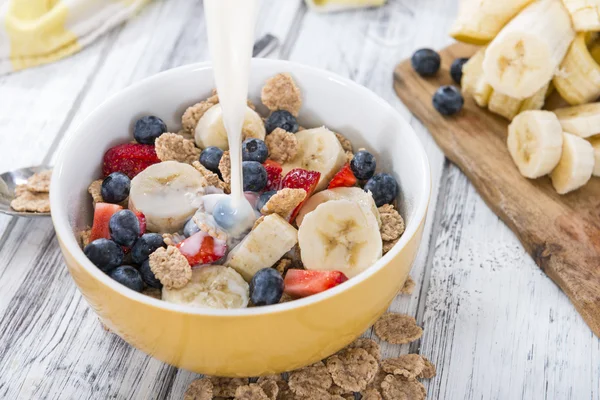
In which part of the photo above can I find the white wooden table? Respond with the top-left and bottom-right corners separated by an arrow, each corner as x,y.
0,1 -> 598,399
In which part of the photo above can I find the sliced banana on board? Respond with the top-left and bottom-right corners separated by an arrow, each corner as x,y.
550,132 -> 595,194
461,47 -> 493,108
129,161 -> 205,233
588,136 -> 600,177
507,111 -> 564,179
298,199 -> 382,279
194,103 -> 265,150
162,265 -> 249,309
482,0 -> 575,100
554,103 -> 600,138
281,126 -> 347,192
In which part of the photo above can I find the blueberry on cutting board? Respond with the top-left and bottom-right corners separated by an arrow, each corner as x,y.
411,49 -> 441,77
433,85 -> 464,116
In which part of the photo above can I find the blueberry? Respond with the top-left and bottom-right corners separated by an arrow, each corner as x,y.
364,173 -> 399,207
411,49 -> 441,77
265,110 -> 298,134
134,116 -> 167,144
183,217 -> 200,237
242,161 -> 267,192
213,198 -> 237,230
250,268 -> 284,306
242,138 -> 268,163
101,172 -> 131,204
432,85 -> 464,116
131,233 -> 165,264
140,259 -> 162,289
109,209 -> 140,247
199,146 -> 224,173
84,239 -> 124,273
450,57 -> 469,84
109,265 -> 144,292
257,190 -> 277,211
350,150 -> 377,180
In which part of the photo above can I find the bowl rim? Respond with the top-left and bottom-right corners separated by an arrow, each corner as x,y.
50,58 -> 431,317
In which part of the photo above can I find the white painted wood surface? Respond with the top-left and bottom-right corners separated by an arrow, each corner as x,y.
0,0 -> 598,399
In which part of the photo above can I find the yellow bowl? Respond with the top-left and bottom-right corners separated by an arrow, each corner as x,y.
50,59 -> 431,377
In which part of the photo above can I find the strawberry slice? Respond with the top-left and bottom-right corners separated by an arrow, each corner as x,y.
281,168 -> 321,221
176,231 -> 227,266
89,203 -> 123,242
102,143 -> 160,179
283,269 -> 348,298
134,211 -> 146,235
263,159 -> 283,191
328,163 -> 357,189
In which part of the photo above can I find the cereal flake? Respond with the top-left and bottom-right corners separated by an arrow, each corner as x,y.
260,188 -> 306,218
219,150 -> 231,184
10,189 -> 50,213
380,375 -> 426,400
265,128 -> 299,163
329,384 -> 352,396
155,132 -> 201,164
88,179 -> 104,204
345,151 -> 355,163
184,378 -> 213,400
378,204 -> 405,242
26,170 -> 52,193
257,379 -> 279,400
192,161 -> 229,192
381,354 -> 425,379
209,377 -> 249,398
361,389 -> 383,400
162,232 -> 185,246
347,337 -> 381,360
335,132 -> 353,153
374,313 -> 423,345
382,238 -> 399,255
419,356 -> 436,379
80,228 -> 92,248
400,276 -> 415,295
182,95 -> 219,134
234,383 -> 269,400
288,361 -> 332,397
366,369 -> 388,392
274,258 -> 292,275
261,73 -> 302,116
148,246 -> 191,289
142,287 -> 162,300
326,348 -> 378,392
193,213 -> 228,241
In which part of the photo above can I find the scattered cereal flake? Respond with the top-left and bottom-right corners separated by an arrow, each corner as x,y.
288,361 -> 332,397
182,96 -> 219,134
381,354 -> 425,379
192,161 -> 228,192
253,215 -> 265,230
142,287 -> 162,300
10,190 -> 50,213
184,378 -> 213,400
274,258 -> 292,275
26,170 -> 52,193
361,389 -> 383,400
380,375 -> 426,400
374,313 -> 423,345
257,379 -> 279,400
366,369 -> 388,392
265,128 -> 299,163
88,179 -> 104,204
400,276 -> 415,295
345,151 -> 355,163
378,204 -> 405,242
235,383 -> 269,400
335,132 -> 353,153
219,151 -> 231,184
155,132 -> 201,164
347,337 -> 381,360
329,384 -> 351,396
80,228 -> 92,248
260,188 -> 306,218
162,232 -> 185,247
261,73 -> 302,116
209,377 -> 249,398
326,348 -> 378,392
149,246 -> 191,289
14,184 -> 28,196
382,238 -> 399,255
418,356 -> 436,379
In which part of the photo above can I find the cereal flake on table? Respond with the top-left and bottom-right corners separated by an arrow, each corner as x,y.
381,354 -> 425,379
261,73 -> 302,117
265,128 -> 299,163
328,383 -> 352,396
346,337 -> 381,360
288,361 -> 332,397
218,150 -> 231,184
10,189 -> 50,213
234,383 -> 270,400
209,377 -> 249,398
148,246 -> 191,289
260,188 -> 306,218
155,132 -> 201,164
257,379 -> 279,400
379,204 -> 405,242
419,356 -> 437,379
400,276 -> 416,295
325,347 -> 379,392
365,369 -> 388,393
182,94 -> 219,134
361,389 -> 383,400
184,377 -> 213,400
335,132 -> 353,153
26,169 -> 52,192
374,313 -> 423,345
380,374 -> 426,400
88,179 -> 104,204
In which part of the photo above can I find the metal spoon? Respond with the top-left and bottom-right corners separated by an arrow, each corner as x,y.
0,165 -> 51,218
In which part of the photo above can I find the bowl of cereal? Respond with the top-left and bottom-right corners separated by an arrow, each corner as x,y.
50,59 -> 431,377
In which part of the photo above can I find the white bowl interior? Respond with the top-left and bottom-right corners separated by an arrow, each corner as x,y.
51,59 -> 430,314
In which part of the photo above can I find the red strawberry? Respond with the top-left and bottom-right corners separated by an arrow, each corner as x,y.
328,163 -> 357,189
283,269 -> 348,298
134,211 -> 146,235
102,143 -> 160,179
89,203 -> 123,242
281,168 -> 321,221
176,231 -> 227,266
263,159 -> 283,191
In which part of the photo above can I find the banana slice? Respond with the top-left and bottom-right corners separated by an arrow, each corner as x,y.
194,103 -> 265,150
507,110 -> 564,178
295,187 -> 381,228
298,199 -> 382,278
461,47 -> 493,108
226,214 -> 298,281
554,103 -> 600,138
162,265 -> 249,309
487,90 -> 523,120
482,0 -> 575,99
562,0 -> 600,31
129,161 -> 205,233
550,132 -> 595,194
281,127 -> 347,192
588,136 -> 600,177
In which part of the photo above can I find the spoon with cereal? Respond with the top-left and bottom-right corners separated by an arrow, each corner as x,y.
0,166 -> 52,217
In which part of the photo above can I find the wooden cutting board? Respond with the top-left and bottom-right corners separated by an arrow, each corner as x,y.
394,43 -> 600,338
